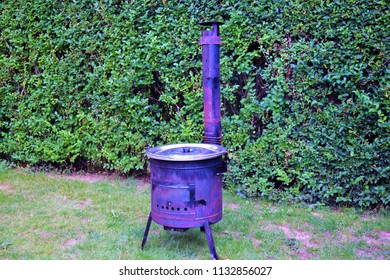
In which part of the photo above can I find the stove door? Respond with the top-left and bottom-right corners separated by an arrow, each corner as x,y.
151,181 -> 196,217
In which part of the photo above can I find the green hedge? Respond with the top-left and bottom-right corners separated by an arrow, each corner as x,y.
1,0 -> 389,208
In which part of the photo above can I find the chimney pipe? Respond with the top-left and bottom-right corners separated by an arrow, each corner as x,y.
200,21 -> 223,146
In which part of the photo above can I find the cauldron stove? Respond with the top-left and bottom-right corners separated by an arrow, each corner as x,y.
141,22 -> 226,260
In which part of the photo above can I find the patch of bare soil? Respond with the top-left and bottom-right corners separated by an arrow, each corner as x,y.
75,199 -> 92,209
356,232 -> 389,260
136,178 -> 149,193
62,233 -> 86,249
379,231 -> 390,240
338,230 -> 390,246
361,215 -> 377,222
311,212 -> 323,218
336,230 -> 389,259
0,184 -> 15,193
221,229 -> 243,239
356,248 -> 384,259
362,231 -> 390,248
262,223 -> 319,259
27,229 -> 55,242
263,223 -> 318,248
82,217 -> 90,224
225,202 -> 240,210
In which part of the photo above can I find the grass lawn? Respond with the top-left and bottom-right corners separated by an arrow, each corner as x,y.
0,167 -> 389,260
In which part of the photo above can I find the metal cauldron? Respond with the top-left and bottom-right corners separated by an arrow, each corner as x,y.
141,143 -> 227,259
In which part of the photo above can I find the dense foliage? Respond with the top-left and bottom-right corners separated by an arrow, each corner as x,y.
1,0 -> 389,208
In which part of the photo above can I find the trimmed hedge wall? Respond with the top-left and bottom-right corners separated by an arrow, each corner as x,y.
1,0 -> 389,208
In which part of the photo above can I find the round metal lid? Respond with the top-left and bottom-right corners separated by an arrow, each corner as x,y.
146,143 -> 227,161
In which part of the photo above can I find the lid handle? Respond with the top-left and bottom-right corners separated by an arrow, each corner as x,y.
182,147 -> 193,153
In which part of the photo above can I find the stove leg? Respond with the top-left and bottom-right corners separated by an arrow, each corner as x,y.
203,221 -> 219,260
141,212 -> 152,250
